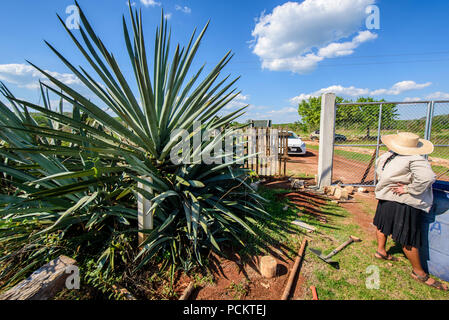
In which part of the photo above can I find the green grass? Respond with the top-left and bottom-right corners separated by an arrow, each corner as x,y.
254,187 -> 449,300
295,197 -> 448,300
287,171 -> 315,179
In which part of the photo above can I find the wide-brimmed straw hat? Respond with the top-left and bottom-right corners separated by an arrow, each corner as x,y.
381,132 -> 434,156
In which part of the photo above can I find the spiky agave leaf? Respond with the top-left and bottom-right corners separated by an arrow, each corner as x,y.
0,1 -> 268,288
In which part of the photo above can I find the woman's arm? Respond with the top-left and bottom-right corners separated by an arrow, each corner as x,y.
405,158 -> 436,195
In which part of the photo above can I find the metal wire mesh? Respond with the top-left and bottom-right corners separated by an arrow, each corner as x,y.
332,101 -> 449,186
430,102 -> 449,181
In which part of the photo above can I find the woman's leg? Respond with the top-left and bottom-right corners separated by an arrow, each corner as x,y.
375,229 -> 388,256
403,245 -> 448,289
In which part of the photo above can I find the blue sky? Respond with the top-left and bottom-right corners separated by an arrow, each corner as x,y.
1,0 -> 449,123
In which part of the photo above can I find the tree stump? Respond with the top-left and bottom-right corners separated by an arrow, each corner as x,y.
260,256 -> 277,279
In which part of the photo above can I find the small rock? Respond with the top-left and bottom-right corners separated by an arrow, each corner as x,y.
357,187 -> 368,193
334,188 -> 349,200
290,179 -> 305,190
260,283 -> 270,289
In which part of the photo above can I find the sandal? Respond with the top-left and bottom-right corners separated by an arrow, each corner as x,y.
411,271 -> 448,291
375,251 -> 398,262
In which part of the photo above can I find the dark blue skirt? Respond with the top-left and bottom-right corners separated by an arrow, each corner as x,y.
373,200 -> 423,248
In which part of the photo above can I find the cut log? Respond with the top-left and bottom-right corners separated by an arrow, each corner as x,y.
260,256 -> 277,279
0,256 -> 76,300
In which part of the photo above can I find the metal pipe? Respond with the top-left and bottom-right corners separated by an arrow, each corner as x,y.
337,101 -> 429,106
424,101 -> 435,160
281,239 -> 307,300
334,144 -> 384,147
337,99 -> 449,106
374,104 -> 383,185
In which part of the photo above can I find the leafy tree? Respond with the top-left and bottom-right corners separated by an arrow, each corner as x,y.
297,96 -> 347,131
297,96 -> 398,136
353,97 -> 399,138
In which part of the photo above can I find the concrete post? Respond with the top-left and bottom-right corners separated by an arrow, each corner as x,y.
138,177 -> 154,245
317,93 -> 336,189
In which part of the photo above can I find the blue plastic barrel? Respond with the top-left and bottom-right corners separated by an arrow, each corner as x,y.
420,180 -> 449,282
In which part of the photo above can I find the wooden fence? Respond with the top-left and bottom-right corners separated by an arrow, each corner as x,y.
243,128 -> 288,177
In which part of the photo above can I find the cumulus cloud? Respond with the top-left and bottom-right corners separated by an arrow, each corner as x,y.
140,0 -> 161,7
0,63 -> 82,90
175,5 -> 192,14
223,93 -> 250,110
370,81 -> 432,96
425,92 -> 449,100
251,0 -> 377,73
290,81 -> 432,104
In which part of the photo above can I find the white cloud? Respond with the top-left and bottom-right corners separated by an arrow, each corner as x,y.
425,92 -> 449,100
164,13 -> 172,20
251,0 -> 377,74
175,5 -> 192,14
224,93 -> 250,110
290,81 -> 432,104
0,63 -> 82,90
140,0 -> 161,7
126,1 -> 136,7
370,81 -> 431,96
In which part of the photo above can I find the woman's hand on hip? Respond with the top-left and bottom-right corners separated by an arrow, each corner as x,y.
390,183 -> 408,195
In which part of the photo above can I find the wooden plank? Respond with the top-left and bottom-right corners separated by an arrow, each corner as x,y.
283,128 -> 288,177
0,256 -> 76,300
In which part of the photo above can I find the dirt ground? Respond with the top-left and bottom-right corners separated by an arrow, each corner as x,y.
286,148 -> 377,185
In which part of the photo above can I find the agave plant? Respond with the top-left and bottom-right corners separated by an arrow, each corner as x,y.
0,1 -> 268,291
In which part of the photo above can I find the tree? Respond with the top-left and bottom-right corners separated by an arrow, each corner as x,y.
297,96 -> 347,131
354,97 -> 398,138
297,96 -> 399,137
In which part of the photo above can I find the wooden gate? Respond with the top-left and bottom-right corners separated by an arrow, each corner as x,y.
243,127 -> 288,177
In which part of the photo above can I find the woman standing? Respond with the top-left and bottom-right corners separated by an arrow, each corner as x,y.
374,132 -> 447,291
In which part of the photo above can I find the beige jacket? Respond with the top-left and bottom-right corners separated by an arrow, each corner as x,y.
375,151 -> 436,213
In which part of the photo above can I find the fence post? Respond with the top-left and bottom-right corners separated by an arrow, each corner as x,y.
373,103 -> 383,185
317,93 -> 336,189
138,177 -> 154,246
424,101 -> 435,160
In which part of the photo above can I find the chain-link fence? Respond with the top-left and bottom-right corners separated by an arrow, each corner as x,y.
332,100 -> 449,186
